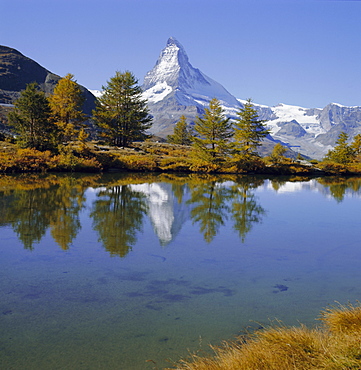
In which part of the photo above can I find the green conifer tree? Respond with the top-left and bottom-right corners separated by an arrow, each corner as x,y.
271,143 -> 288,163
325,131 -> 354,164
8,82 -> 57,151
233,98 -> 269,160
192,98 -> 233,163
92,71 -> 152,147
167,115 -> 192,145
350,133 -> 361,159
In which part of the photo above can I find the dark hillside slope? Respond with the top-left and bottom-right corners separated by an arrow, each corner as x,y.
0,45 -> 96,114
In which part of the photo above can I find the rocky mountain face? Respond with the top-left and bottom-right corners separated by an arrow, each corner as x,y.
0,45 -> 96,115
142,37 -> 242,137
143,38 -> 361,159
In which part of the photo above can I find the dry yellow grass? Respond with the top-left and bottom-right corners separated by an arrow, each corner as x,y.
320,302 -> 361,334
169,303 -> 361,370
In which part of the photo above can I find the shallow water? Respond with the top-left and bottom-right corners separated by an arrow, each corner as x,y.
1,173 -> 361,369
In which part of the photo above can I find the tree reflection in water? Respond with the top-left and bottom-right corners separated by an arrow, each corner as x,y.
317,177 -> 361,203
90,185 -> 147,257
2,176 -> 88,250
187,179 -> 232,243
10,187 -> 52,250
187,176 -> 265,243
49,178 -> 85,250
230,176 -> 266,242
2,174 -> 361,253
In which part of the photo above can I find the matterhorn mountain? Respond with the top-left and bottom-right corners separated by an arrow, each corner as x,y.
143,37 -> 240,108
142,37 -> 242,137
143,38 -> 361,159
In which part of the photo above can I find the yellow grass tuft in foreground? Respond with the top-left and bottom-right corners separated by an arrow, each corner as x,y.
169,303 -> 361,370
320,302 -> 361,334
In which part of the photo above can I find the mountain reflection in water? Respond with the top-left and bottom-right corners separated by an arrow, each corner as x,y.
1,173 -> 361,255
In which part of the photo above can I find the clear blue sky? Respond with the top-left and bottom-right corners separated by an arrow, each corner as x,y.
2,0 -> 361,108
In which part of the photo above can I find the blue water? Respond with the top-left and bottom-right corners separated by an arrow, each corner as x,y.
0,174 -> 360,369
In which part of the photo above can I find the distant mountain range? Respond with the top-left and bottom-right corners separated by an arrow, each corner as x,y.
141,38 -> 361,159
1,40 -> 361,159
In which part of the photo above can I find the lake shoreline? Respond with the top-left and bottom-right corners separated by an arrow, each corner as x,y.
1,140 -> 360,177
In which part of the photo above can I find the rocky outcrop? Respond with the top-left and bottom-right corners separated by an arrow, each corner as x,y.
276,120 -> 307,137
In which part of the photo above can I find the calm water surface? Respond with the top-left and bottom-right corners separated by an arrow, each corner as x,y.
0,173 -> 361,369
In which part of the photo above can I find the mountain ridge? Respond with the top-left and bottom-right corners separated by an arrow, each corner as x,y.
0,45 -> 96,114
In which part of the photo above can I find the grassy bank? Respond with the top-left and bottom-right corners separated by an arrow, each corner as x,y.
168,303 -> 361,370
0,140 -> 192,173
1,140 -> 361,175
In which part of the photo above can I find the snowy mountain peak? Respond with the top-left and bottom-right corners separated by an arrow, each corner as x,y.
166,36 -> 187,54
142,37 -> 241,108
143,37 -> 189,90
167,36 -> 182,46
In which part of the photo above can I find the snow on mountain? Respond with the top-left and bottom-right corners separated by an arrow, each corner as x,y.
238,100 -> 323,136
142,37 -> 241,109
268,104 -> 324,136
142,81 -> 173,103
89,89 -> 102,98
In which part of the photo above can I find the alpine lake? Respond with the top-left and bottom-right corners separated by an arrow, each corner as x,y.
1,172 -> 361,369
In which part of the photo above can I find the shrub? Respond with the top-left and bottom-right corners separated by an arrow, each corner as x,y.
49,147 -> 80,171
228,156 -> 266,173
309,159 -> 319,165
0,148 -> 52,172
0,152 -> 15,172
346,162 -> 361,175
50,152 -> 103,172
159,157 -> 192,172
189,160 -> 221,173
73,157 -> 103,172
118,154 -> 158,171
317,161 -> 349,175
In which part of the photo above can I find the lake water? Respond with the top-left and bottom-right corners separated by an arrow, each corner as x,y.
1,173 -> 361,369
